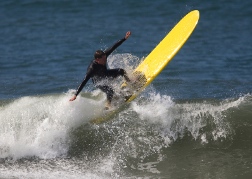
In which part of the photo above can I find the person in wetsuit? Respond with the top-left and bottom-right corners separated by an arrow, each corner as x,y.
69,31 -> 131,109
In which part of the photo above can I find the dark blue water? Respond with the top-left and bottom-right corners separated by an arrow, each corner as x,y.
1,1 -> 252,178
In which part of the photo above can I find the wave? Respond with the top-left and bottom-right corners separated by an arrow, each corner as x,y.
0,91 -> 106,159
132,93 -> 250,146
1,88 -> 251,160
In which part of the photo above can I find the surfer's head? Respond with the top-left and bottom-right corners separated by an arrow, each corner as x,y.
94,50 -> 105,59
94,50 -> 107,65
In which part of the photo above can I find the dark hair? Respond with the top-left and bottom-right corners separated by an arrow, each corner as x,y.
94,50 -> 105,59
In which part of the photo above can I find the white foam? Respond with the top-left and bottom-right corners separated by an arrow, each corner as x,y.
0,164 -> 109,179
131,92 -> 245,145
0,91 -> 104,159
0,154 -> 119,178
0,53 -> 140,160
132,93 -> 174,124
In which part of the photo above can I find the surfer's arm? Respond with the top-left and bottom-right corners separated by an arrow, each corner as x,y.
69,68 -> 93,101
104,31 -> 131,57
75,75 -> 90,96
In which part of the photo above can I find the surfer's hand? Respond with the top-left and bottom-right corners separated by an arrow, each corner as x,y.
125,31 -> 131,39
69,95 -> 77,101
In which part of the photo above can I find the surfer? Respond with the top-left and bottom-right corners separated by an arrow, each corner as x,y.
69,31 -> 131,109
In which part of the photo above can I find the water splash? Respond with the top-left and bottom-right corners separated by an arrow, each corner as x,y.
0,91 -> 105,159
131,92 -> 245,146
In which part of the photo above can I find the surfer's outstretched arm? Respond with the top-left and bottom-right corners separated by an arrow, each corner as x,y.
104,31 -> 131,57
69,66 -> 93,101
69,74 -> 90,101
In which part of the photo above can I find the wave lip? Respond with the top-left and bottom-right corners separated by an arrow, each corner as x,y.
131,93 -> 251,148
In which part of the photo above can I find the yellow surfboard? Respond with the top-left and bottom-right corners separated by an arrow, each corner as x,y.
90,10 -> 200,124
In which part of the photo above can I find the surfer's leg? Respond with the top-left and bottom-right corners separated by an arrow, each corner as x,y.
98,85 -> 114,109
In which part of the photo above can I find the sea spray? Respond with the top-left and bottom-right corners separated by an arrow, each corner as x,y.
0,92 -> 105,159
108,53 -> 142,72
131,92 -> 244,146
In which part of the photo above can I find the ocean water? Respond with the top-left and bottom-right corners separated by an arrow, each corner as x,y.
1,0 -> 252,178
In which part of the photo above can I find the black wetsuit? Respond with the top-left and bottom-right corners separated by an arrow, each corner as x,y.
74,37 -> 128,102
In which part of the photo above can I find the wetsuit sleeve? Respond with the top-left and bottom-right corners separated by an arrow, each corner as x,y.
104,38 -> 126,57
74,66 -> 93,96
